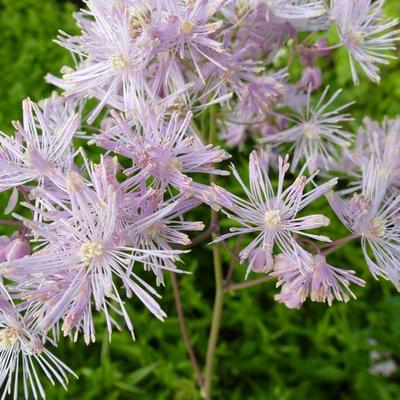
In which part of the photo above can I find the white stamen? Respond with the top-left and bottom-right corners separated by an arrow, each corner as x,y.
80,242 -> 104,266
111,55 -> 129,70
264,209 -> 282,227
0,327 -> 20,349
371,218 -> 385,238
181,21 -> 194,34
303,123 -> 318,140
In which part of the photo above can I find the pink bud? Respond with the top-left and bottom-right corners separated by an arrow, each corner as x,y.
275,289 -> 303,309
276,115 -> 289,130
6,239 -> 30,262
300,39 -> 330,65
250,248 -> 274,273
0,236 -> 11,262
300,50 -> 316,66
301,67 -> 322,92
315,39 -> 331,57
259,124 -> 277,137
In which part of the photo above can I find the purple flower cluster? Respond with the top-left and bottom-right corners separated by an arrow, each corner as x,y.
0,0 -> 399,398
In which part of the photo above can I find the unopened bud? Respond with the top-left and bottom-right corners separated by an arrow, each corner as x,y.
301,67 -> 322,92
6,239 -> 30,262
0,236 -> 11,262
250,248 -> 274,273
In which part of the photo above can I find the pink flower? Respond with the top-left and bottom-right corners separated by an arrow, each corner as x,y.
328,159 -> 400,287
272,251 -> 365,306
3,170 -> 184,342
0,98 -> 78,192
262,87 -> 353,173
331,0 -> 400,84
96,109 -> 229,192
0,292 -> 76,399
214,151 -> 336,276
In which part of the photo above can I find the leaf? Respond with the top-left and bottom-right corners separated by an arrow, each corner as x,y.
125,363 -> 158,385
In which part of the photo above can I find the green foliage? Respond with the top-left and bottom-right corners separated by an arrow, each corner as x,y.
1,1 -> 400,399
0,0 -> 78,128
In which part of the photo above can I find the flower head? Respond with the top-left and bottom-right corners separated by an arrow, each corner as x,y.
263,87 -> 353,173
54,2 -> 151,121
214,151 -> 336,276
96,109 -> 229,193
3,169 -> 184,342
0,98 -> 78,192
339,117 -> 400,192
0,293 -> 75,399
331,0 -> 400,84
328,159 -> 400,287
159,0 -> 227,83
272,251 -> 365,306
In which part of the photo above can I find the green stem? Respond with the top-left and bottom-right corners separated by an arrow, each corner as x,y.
202,106 -> 225,400
203,236 -> 224,400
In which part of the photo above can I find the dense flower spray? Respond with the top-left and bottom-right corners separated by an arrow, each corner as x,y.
0,0 -> 399,398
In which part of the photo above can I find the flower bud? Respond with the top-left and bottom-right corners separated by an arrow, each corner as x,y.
260,124 -> 278,137
300,50 -> 316,66
275,288 -> 303,309
276,115 -> 289,130
314,39 -> 331,57
6,239 -> 30,262
301,67 -> 322,92
250,248 -> 274,273
100,117 -> 114,131
300,39 -> 330,65
0,236 -> 11,262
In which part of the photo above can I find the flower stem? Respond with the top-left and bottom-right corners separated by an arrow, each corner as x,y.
300,43 -> 343,53
224,236 -> 243,287
0,220 -> 24,227
187,223 -> 217,248
170,272 -> 204,387
203,106 -> 224,400
321,234 -> 359,256
224,276 -> 272,293
203,235 -> 224,400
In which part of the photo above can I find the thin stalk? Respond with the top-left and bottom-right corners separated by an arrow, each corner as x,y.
224,236 -> 243,287
321,234 -> 359,256
224,276 -> 272,293
170,272 -> 204,387
321,234 -> 359,248
203,106 -> 224,400
0,220 -> 24,227
299,43 -> 343,53
187,223 -> 217,248
203,234 -> 224,400
220,240 -> 241,266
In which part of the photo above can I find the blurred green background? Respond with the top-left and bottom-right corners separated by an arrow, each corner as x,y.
1,0 -> 400,399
